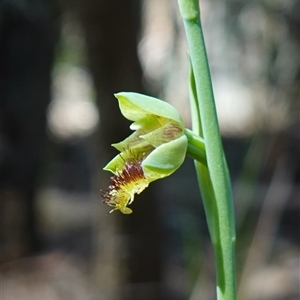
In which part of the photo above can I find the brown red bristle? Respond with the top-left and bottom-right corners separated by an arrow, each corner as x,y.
101,159 -> 145,203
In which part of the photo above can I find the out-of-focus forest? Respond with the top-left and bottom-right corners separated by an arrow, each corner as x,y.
1,0 -> 299,299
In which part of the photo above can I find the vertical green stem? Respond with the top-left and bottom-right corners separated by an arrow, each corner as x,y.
178,1 -> 236,299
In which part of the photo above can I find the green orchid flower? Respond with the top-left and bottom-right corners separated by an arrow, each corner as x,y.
101,92 -> 188,214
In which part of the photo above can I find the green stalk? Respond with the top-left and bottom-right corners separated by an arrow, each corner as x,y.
184,128 -> 206,165
178,1 -> 236,299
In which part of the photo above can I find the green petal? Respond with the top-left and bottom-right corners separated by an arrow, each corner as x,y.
130,115 -> 163,132
115,92 -> 184,125
142,135 -> 188,179
112,131 -> 151,152
140,121 -> 184,148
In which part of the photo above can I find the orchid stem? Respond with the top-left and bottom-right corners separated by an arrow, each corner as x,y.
185,128 -> 206,165
178,0 -> 236,299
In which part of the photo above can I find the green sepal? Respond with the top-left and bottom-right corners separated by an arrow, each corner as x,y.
115,92 -> 184,125
142,135 -> 188,179
103,151 -> 133,174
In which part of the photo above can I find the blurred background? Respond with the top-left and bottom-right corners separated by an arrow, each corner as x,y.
1,0 -> 299,299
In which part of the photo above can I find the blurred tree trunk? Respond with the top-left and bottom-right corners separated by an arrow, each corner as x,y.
68,1 -> 164,299
0,1 -> 59,261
